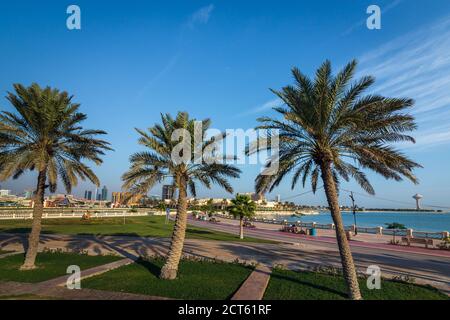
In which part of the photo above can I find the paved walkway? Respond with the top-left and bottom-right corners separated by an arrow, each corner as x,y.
0,251 -> 23,259
38,258 -> 134,287
1,232 -> 449,295
231,264 -> 272,300
189,217 -> 450,258
0,280 -> 171,300
0,256 -> 171,300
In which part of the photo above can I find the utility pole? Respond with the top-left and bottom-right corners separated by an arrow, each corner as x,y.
349,192 -> 358,235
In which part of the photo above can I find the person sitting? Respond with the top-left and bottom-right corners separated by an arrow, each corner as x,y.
82,211 -> 91,220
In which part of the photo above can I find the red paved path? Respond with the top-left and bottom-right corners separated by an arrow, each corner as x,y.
188,217 -> 450,258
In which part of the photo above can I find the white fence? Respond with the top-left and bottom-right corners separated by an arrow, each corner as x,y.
0,210 -> 152,220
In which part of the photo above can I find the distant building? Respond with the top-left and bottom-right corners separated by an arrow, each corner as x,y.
44,194 -> 86,208
276,194 -> 281,203
0,189 -> 11,197
239,192 -> 265,202
112,192 -> 143,207
162,185 -> 174,200
84,190 -> 92,200
101,186 -> 108,201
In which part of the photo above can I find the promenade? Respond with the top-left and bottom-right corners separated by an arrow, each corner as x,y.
1,228 -> 449,295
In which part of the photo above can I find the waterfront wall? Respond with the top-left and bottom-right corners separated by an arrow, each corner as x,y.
215,213 -> 450,240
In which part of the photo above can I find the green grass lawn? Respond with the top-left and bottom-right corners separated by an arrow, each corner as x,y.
0,251 -> 122,283
83,257 -> 253,299
0,215 -> 273,243
264,268 -> 449,300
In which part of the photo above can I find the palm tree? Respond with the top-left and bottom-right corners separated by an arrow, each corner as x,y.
228,194 -> 257,239
221,198 -> 228,210
0,83 -> 111,270
247,60 -> 421,299
122,112 -> 241,280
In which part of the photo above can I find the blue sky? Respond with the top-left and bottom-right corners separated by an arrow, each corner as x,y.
1,0 -> 450,208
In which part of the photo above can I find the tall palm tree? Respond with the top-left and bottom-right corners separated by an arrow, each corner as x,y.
0,83 -> 111,270
122,112 -> 241,280
247,60 -> 421,300
227,194 -> 257,239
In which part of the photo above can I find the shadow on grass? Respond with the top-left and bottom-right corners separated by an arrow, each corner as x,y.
270,272 -> 348,298
134,257 -> 162,277
1,228 -> 30,234
186,229 -> 215,235
107,232 -> 143,237
75,232 -> 144,238
1,228 -> 58,236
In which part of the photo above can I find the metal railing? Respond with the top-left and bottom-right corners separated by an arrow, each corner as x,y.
213,213 -> 448,240
412,231 -> 445,240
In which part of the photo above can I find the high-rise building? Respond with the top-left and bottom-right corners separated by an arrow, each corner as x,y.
94,188 -> 98,202
101,186 -> 108,201
84,190 -> 92,200
162,185 -> 174,200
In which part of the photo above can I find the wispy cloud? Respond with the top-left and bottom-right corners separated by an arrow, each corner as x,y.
342,0 -> 404,36
136,5 -> 215,100
187,4 -> 215,29
237,98 -> 282,117
135,54 -> 180,101
357,16 -> 450,149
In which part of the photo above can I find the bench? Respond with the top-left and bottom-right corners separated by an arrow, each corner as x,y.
401,237 -> 435,248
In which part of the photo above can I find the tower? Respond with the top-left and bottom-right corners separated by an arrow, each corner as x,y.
412,194 -> 423,210
101,186 -> 108,201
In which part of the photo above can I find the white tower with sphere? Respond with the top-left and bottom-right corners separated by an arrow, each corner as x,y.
412,194 -> 423,210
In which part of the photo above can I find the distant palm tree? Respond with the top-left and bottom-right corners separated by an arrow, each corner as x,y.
0,83 -> 111,270
122,112 -> 240,280
202,198 -> 216,217
228,194 -> 257,239
221,198 -> 228,210
247,60 -> 421,300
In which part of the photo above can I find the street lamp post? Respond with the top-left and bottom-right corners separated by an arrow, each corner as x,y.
349,192 -> 358,235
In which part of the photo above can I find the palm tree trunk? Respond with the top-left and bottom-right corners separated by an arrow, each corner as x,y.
160,176 -> 188,280
320,162 -> 362,300
20,168 -> 47,270
239,216 -> 244,239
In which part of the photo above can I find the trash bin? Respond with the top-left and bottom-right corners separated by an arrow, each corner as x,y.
310,228 -> 317,236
